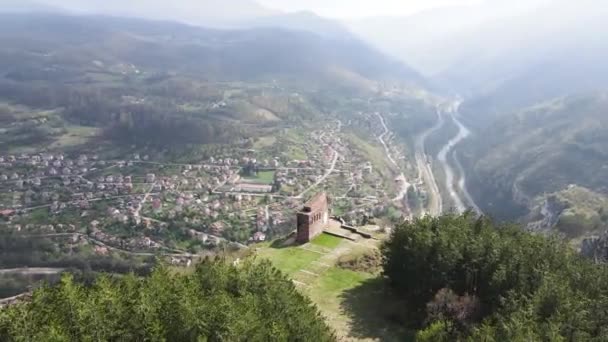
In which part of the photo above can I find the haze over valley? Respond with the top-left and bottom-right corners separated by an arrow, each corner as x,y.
1,0 -> 608,340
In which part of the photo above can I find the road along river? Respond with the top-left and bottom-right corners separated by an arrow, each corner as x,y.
436,104 -> 482,214
415,109 -> 444,216
453,150 -> 483,214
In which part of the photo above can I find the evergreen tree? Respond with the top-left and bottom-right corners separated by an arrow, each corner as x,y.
382,213 -> 608,340
0,259 -> 334,342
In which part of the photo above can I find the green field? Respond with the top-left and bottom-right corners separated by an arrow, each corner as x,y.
281,129 -> 309,160
243,170 -> 275,184
308,267 -> 413,341
310,233 -> 343,249
312,267 -> 371,295
253,136 -> 277,149
286,146 -> 307,160
254,235 -> 410,341
344,133 -> 393,179
256,245 -> 321,275
48,125 -> 99,150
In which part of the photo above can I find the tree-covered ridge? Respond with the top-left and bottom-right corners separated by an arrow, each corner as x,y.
0,259 -> 334,342
462,93 -> 608,223
382,213 -> 608,341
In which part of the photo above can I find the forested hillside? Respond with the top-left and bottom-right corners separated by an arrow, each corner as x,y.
0,259 -> 334,341
459,93 -> 608,238
0,14 -> 421,86
394,0 -> 608,243
383,213 -> 608,340
0,13 -> 423,150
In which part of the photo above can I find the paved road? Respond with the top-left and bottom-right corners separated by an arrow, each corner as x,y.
20,232 -> 226,257
374,113 -> 411,207
134,182 -> 157,217
0,268 -> 65,303
375,113 -> 398,167
415,109 -> 444,216
296,150 -> 338,199
0,293 -> 29,305
0,267 -> 64,275
295,120 -> 342,199
19,191 -> 162,212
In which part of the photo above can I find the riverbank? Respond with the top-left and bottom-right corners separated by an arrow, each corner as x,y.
435,102 -> 482,215
416,100 -> 482,216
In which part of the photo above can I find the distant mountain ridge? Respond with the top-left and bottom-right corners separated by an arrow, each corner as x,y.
0,0 -> 65,13
24,0 -> 279,25
243,11 -> 354,40
0,12 -> 426,91
345,0 -> 551,76
0,12 -> 429,150
13,0 -> 355,42
440,0 -> 608,117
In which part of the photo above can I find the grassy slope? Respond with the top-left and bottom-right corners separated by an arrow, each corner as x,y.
344,133 -> 393,178
254,233 -> 411,341
310,233 -> 343,249
256,246 -> 321,276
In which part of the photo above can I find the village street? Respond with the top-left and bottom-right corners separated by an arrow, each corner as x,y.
296,120 -> 342,199
374,113 -> 413,218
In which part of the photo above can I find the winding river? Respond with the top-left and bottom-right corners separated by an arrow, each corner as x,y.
436,102 -> 482,214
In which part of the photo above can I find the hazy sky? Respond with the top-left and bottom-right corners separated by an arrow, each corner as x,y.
27,0 -> 553,20
257,0 -> 485,18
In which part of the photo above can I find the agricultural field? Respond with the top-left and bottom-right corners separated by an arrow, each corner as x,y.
243,170 -> 276,184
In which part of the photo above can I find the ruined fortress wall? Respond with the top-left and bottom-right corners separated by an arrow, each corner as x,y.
296,193 -> 328,243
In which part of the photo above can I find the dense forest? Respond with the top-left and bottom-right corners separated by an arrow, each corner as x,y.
382,213 -> 608,341
0,259 -> 334,341
461,94 -> 608,220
